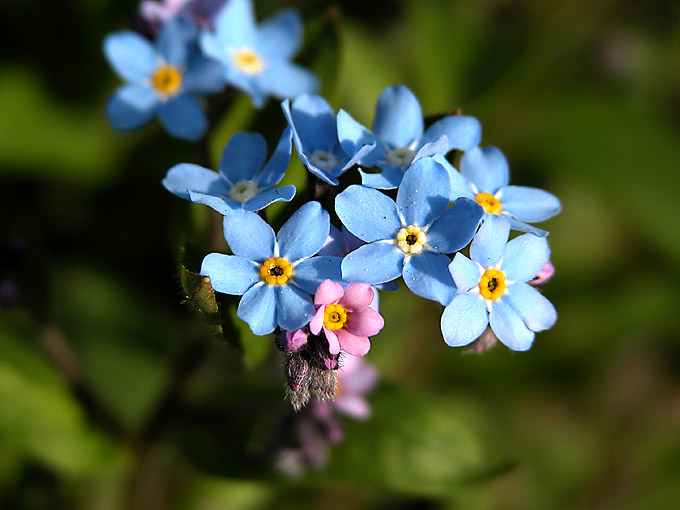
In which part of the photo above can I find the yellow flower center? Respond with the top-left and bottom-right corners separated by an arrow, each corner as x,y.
396,225 -> 426,254
260,257 -> 293,285
475,192 -> 502,215
323,304 -> 347,330
151,65 -> 182,96
233,48 -> 264,75
479,269 -> 506,300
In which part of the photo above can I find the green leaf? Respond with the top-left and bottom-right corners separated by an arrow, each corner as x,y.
0,361 -> 112,475
180,265 -> 221,326
309,382 -> 512,494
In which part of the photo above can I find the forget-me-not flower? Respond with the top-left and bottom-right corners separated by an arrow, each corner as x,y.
282,95 -> 375,185
441,215 -> 557,351
443,146 -> 561,237
104,16 -> 225,140
200,0 -> 319,107
163,128 -> 295,214
201,202 -> 342,335
335,157 -> 484,305
336,85 -> 482,189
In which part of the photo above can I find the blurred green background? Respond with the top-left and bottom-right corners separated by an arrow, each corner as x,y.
2,0 -> 680,508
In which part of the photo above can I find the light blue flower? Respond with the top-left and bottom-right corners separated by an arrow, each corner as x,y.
441,215 -> 557,351
336,85 -> 482,189
200,0 -> 319,107
104,16 -> 225,140
442,146 -> 561,237
282,95 -> 376,185
335,157 -> 484,305
163,128 -> 295,214
201,202 -> 343,335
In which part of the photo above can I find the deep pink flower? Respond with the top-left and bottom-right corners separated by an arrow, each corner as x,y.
332,354 -> 378,419
309,280 -> 384,356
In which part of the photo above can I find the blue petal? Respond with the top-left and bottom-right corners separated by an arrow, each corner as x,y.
372,85 -> 423,147
506,217 -> 549,238
341,242 -> 403,284
223,211 -> 275,262
257,8 -> 302,61
505,282 -> 557,332
106,85 -> 158,131
489,299 -> 534,351
433,155 -> 475,201
214,0 -> 256,49
260,61 -> 319,100
460,146 -> 509,193
412,136 -> 449,160
182,54 -> 227,95
396,157 -> 450,227
337,109 -> 380,164
103,31 -> 156,82
159,95 -> 207,141
256,127 -> 292,189
448,254 -> 482,293
242,186 -> 295,211
335,185 -> 401,242
293,256 -> 343,294
238,283 -> 277,335
500,233 -> 550,282
157,15 -> 194,67
219,132 -> 267,183
227,72 -> 267,107
333,141 -> 377,178
275,284 -> 315,331
200,253 -> 259,295
199,31 -> 230,67
500,186 -> 561,223
283,94 -> 337,154
277,202 -> 329,262
420,115 -> 482,152
163,163 -> 228,200
359,167 -> 403,190
441,294 -> 489,347
189,191 -> 239,215
470,215 -> 510,268
403,251 -> 457,306
427,197 -> 483,253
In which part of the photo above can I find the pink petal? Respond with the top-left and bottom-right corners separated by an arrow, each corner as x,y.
335,329 -> 370,356
314,279 -> 344,306
324,327 -> 341,355
530,261 -> 555,286
344,307 -> 384,337
309,305 -> 325,335
285,328 -> 308,351
334,395 -> 371,420
338,283 -> 374,311
338,356 -> 378,394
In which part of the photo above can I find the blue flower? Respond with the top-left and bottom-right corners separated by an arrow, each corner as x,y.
282,95 -> 375,185
200,0 -> 319,107
103,16 -> 225,140
441,215 -> 557,351
336,85 -> 482,189
443,146 -> 561,237
201,202 -> 343,335
163,128 -> 295,214
335,157 -> 484,305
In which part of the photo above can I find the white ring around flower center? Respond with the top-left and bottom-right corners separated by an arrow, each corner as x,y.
386,146 -> 415,168
228,180 -> 259,203
309,150 -> 339,172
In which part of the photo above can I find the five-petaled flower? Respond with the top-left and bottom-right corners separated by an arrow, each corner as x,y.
310,280 -> 384,357
443,146 -> 561,237
163,128 -> 295,214
282,95 -> 375,185
200,0 -> 319,107
337,85 -> 482,189
336,157 -> 484,305
200,202 -> 342,335
441,216 -> 557,351
104,16 -> 224,140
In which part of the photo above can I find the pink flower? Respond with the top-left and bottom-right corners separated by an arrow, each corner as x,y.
309,280 -> 384,356
332,354 -> 378,420
530,261 -> 555,286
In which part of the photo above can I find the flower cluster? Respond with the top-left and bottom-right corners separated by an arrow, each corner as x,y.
105,1 -> 561,412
